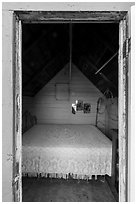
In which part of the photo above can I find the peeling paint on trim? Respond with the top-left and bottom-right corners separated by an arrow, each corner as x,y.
13,10 -> 129,202
15,11 -> 127,23
119,15 -> 129,202
13,14 -> 22,202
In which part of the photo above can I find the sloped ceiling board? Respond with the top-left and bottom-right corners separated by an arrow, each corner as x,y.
22,23 -> 118,97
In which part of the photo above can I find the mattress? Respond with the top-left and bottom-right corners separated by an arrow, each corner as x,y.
22,124 -> 112,179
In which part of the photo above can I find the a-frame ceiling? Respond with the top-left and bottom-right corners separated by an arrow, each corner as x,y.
22,23 -> 119,97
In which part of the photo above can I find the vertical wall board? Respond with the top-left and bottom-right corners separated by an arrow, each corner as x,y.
2,10 -> 14,202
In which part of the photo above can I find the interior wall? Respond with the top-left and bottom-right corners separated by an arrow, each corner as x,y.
108,98 -> 118,131
23,64 -> 118,129
22,96 -> 33,114
97,97 -> 118,135
23,63 -> 103,125
2,3 -> 134,202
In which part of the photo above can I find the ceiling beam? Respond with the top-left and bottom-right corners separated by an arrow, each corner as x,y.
77,56 -> 117,95
85,56 -> 116,87
95,51 -> 118,75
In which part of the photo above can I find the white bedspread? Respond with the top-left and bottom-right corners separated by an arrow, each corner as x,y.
22,124 -> 112,179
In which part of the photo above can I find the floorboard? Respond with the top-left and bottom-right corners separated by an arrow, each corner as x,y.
22,176 -> 116,202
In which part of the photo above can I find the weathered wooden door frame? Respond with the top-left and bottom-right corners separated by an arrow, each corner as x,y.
13,13 -> 22,202
13,11 -> 129,202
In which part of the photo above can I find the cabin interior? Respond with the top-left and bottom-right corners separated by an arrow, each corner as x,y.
22,23 -> 119,202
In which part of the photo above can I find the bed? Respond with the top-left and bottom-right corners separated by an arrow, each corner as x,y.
22,122 -> 112,180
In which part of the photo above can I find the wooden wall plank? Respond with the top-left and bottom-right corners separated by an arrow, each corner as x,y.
16,11 -> 127,22
23,63 -> 103,124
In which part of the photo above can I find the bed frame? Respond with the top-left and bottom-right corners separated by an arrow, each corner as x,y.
22,111 -> 37,134
23,107 -> 118,191
96,97 -> 119,199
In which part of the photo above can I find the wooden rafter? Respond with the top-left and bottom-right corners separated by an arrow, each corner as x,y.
83,56 -> 116,88
95,52 -> 118,75
23,25 -> 54,57
95,47 -> 108,65
23,51 -> 69,96
92,29 -> 116,53
76,55 -> 117,96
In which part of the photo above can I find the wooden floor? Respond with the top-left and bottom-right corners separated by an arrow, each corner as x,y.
22,176 -> 115,202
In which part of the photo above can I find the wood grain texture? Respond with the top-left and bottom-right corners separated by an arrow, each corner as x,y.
23,63 -> 103,124
16,11 -> 127,23
13,16 -> 22,202
118,17 -> 129,202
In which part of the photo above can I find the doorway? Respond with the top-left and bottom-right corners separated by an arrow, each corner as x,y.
13,11 -> 129,202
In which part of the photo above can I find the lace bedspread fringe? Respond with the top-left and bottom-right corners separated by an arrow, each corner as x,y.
22,172 -> 101,180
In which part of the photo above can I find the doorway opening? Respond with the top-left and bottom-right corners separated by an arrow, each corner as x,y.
13,11 -> 129,202
22,22 -> 118,202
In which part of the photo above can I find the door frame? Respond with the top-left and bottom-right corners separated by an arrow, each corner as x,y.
13,11 -> 130,202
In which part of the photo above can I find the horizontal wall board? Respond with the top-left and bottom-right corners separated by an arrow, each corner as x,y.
38,118 -> 96,125
33,96 -> 99,104
36,86 -> 100,95
31,108 -> 97,117
26,103 -> 97,110
23,96 -> 33,103
23,64 -> 102,124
